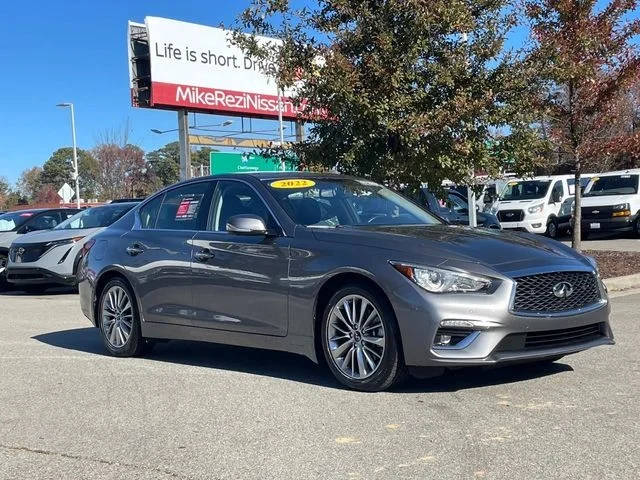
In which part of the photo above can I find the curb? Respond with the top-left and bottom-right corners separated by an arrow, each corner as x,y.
603,273 -> 640,292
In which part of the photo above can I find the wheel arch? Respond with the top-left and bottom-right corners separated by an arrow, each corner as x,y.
92,268 -> 139,328
312,270 -> 400,365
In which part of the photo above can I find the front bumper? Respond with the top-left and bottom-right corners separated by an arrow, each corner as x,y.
500,218 -> 547,234
581,215 -> 636,233
6,267 -> 76,286
392,270 -> 614,368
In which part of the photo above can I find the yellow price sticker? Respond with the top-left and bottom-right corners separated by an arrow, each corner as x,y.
270,179 -> 316,189
507,181 -> 518,186
591,177 -> 600,182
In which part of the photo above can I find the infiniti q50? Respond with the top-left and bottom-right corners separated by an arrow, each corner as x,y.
78,173 -> 614,391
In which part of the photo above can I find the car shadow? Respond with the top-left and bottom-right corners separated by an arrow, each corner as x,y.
0,285 -> 77,296
32,327 -> 573,392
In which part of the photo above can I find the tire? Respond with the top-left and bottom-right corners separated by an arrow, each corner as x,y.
320,285 -> 406,392
546,217 -> 559,239
634,217 -> 640,238
98,278 -> 145,357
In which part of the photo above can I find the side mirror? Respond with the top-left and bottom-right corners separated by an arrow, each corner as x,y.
226,214 -> 268,235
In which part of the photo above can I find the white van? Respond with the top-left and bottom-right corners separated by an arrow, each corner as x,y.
491,175 -> 572,238
580,169 -> 640,237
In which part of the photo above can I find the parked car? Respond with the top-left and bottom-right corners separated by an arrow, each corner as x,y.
0,208 -> 81,287
490,175 -> 573,238
6,202 -> 139,293
78,173 -> 613,391
419,188 -> 501,229
580,169 -> 640,238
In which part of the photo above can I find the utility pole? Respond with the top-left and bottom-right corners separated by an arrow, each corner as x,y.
177,110 -> 191,181
57,103 -> 81,208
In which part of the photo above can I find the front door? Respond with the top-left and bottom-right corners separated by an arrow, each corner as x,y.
190,180 -> 289,336
124,181 -> 213,327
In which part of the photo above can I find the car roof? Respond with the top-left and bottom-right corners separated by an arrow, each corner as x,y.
1,207 -> 76,215
172,171 -> 362,187
592,169 -> 640,177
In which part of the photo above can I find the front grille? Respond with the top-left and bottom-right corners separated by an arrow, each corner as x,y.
496,322 -> 605,352
512,271 -> 601,314
581,206 -> 613,220
498,209 -> 524,222
10,243 -> 52,263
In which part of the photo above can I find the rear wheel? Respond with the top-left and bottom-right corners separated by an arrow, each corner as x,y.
320,286 -> 406,392
98,279 -> 145,357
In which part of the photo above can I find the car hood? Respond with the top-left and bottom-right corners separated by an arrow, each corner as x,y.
311,224 -> 589,276
581,194 -> 635,207
0,231 -> 20,249
14,228 -> 104,245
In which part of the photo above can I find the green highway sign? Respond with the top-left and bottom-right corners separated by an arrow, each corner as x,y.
209,152 -> 295,174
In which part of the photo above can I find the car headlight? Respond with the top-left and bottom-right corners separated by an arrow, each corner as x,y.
527,203 -> 544,214
45,236 -> 85,248
612,203 -> 630,211
391,262 -> 492,293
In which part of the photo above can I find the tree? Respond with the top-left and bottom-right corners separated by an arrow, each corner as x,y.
146,142 -> 216,186
233,0 -> 544,193
93,143 -> 151,200
40,147 -> 100,200
526,0 -> 640,250
17,167 -> 43,202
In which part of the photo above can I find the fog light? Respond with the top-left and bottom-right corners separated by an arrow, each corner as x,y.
434,334 -> 452,347
532,223 -> 542,228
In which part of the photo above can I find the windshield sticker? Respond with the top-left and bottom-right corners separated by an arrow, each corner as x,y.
270,179 -> 316,189
621,175 -> 631,178
175,194 -> 203,220
19,212 -> 34,217
507,181 -> 518,186
591,177 -> 599,182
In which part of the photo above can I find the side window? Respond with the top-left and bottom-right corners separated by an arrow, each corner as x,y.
550,181 -> 563,203
210,181 -> 275,232
27,213 -> 59,231
60,210 -> 77,221
139,194 -> 164,229
156,182 -> 212,231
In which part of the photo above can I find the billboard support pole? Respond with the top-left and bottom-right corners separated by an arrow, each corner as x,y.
178,109 -> 191,181
295,121 -> 304,142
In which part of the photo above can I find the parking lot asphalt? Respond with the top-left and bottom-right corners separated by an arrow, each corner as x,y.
561,233 -> 640,252
0,289 -> 638,480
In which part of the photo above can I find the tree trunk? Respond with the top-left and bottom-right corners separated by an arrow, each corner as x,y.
572,158 -> 582,251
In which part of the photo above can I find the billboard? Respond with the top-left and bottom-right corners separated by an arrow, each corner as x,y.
128,17 -> 303,120
210,152 -> 295,174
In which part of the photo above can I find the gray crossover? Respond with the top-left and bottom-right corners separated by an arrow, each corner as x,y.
78,173 -> 614,391
6,203 -> 137,292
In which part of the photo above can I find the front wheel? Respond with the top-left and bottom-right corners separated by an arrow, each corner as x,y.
546,218 -> 559,239
98,279 -> 145,357
320,286 -> 406,392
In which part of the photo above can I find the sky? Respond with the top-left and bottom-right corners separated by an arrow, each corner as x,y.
0,0 -> 630,186
0,1 -> 254,185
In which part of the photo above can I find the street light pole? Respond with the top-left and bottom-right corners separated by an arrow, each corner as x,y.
57,103 -> 81,208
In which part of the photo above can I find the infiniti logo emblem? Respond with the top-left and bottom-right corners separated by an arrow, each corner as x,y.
553,281 -> 574,299
17,247 -> 25,255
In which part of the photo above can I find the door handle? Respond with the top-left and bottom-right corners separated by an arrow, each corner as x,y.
194,249 -> 215,262
126,244 -> 144,256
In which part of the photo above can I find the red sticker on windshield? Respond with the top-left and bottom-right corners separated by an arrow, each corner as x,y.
19,212 -> 34,217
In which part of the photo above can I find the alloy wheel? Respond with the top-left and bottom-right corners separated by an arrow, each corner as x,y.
326,294 -> 386,380
101,285 -> 134,348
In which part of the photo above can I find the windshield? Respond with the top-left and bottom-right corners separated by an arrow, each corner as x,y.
0,211 -> 36,232
499,180 -> 551,201
584,175 -> 639,197
265,178 -> 441,227
54,204 -> 134,230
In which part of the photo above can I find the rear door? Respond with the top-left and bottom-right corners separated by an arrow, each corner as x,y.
122,181 -> 214,327
190,179 -> 289,336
